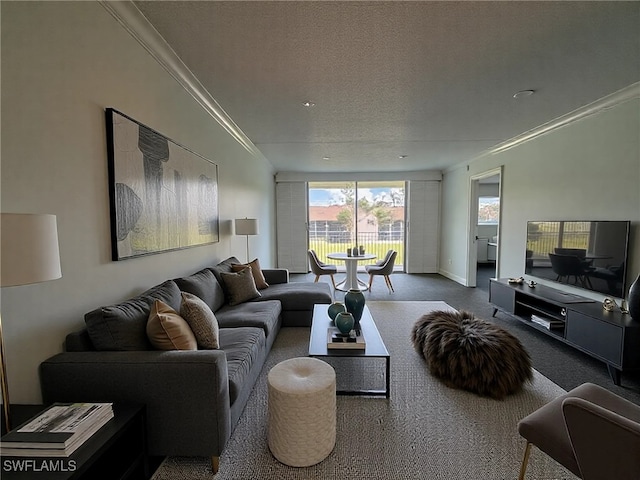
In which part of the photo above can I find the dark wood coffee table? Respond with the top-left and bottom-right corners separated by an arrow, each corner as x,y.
309,304 -> 390,397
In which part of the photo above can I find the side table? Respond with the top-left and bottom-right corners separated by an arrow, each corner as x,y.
1,404 -> 148,480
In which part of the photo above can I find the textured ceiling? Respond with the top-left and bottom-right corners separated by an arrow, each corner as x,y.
134,1 -> 640,173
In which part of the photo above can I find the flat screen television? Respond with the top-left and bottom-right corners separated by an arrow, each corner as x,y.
525,220 -> 630,298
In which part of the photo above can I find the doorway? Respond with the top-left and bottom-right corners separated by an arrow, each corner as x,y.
307,181 -> 406,271
467,168 -> 502,289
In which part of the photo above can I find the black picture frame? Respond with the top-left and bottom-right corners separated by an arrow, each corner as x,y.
105,108 -> 219,260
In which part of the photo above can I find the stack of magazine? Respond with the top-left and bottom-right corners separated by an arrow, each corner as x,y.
327,326 -> 366,350
531,314 -> 564,330
0,402 -> 113,457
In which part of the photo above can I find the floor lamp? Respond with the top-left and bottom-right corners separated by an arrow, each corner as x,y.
1,213 -> 62,432
235,218 -> 258,263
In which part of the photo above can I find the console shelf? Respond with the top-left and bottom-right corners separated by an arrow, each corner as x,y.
515,300 -> 565,321
490,278 -> 640,385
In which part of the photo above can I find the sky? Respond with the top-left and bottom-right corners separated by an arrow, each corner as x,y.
309,187 -> 404,206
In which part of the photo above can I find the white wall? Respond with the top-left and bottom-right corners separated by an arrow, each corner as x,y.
1,2 -> 275,402
441,96 -> 640,300
477,225 -> 498,239
439,168 -> 470,284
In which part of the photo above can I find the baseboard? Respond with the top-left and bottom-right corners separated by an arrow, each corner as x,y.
438,269 -> 466,285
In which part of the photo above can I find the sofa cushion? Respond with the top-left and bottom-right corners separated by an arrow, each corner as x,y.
64,329 -> 95,352
220,267 -> 261,306
209,256 -> 242,284
215,300 -> 281,337
231,258 -> 269,290
174,268 -> 225,313
218,326 -> 266,404
256,282 -> 332,311
180,292 -> 220,349
147,300 -> 198,351
85,280 -> 182,351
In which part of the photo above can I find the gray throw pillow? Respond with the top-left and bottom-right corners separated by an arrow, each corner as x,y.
231,258 -> 269,290
220,267 -> 261,306
180,292 -> 220,349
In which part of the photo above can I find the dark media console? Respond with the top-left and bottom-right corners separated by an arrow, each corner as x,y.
489,278 -> 640,385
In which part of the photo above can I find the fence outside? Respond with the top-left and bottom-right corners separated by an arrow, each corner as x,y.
527,231 -> 589,261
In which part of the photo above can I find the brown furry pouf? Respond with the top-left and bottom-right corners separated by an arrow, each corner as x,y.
411,310 -> 533,399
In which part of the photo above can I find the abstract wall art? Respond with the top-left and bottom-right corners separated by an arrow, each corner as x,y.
106,108 -> 219,260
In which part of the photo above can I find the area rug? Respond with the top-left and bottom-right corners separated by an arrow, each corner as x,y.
152,301 -> 578,480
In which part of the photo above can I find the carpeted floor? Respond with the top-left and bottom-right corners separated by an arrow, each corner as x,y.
294,272 -> 640,405
152,301 -> 578,479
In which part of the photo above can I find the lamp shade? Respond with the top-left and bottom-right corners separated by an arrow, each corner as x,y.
1,213 -> 62,287
235,218 -> 259,236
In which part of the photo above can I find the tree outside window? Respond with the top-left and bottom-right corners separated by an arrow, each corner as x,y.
478,196 -> 500,224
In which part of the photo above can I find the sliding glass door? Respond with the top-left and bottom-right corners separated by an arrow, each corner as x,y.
308,181 -> 405,270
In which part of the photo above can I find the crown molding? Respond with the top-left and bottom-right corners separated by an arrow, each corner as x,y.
488,82 -> 640,156
443,82 -> 640,175
99,1 -> 265,161
275,170 -> 442,183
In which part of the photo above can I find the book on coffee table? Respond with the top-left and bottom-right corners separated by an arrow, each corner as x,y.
327,326 -> 366,350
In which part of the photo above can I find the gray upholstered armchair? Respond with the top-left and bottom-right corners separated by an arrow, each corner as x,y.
308,249 -> 338,289
517,382 -> 640,480
365,250 -> 397,293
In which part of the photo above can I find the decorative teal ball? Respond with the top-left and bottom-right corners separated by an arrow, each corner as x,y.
335,312 -> 355,335
327,302 -> 346,321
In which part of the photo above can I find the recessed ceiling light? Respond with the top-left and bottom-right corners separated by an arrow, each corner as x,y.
302,101 -> 316,107
322,156 -> 331,161
513,90 -> 535,99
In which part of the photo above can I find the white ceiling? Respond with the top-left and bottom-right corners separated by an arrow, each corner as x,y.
134,1 -> 640,174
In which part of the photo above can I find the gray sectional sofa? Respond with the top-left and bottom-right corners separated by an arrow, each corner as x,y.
39,257 -> 332,472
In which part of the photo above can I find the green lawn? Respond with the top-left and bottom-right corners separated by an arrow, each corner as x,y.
310,239 -> 404,266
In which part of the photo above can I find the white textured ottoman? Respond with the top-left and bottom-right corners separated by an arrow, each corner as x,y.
267,357 -> 336,467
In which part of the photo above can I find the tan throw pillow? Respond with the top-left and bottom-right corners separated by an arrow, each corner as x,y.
231,258 -> 269,290
147,300 -> 197,350
220,267 -> 261,306
180,292 -> 220,349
